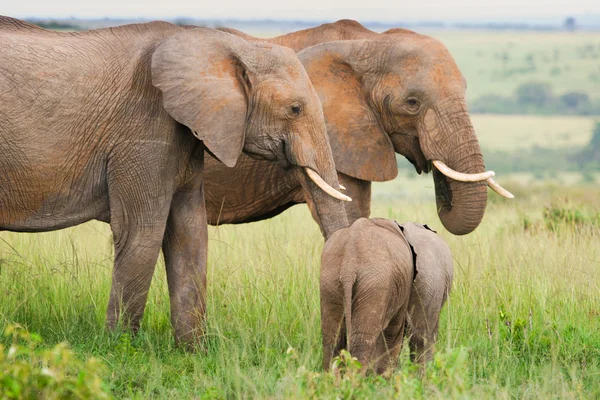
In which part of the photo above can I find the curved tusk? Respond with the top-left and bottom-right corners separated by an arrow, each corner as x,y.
486,177 -> 514,199
305,168 -> 352,202
432,160 -> 495,182
339,184 -> 346,190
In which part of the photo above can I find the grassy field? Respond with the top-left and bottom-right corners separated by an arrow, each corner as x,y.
1,180 -> 599,398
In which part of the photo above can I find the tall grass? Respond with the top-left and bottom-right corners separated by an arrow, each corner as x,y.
1,178 -> 599,398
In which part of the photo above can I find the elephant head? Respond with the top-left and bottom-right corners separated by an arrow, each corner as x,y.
151,28 -> 350,233
298,33 -> 512,235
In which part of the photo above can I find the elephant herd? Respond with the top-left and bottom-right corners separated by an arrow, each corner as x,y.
0,16 -> 512,373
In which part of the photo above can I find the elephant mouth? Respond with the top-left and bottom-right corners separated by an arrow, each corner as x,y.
391,133 -> 430,174
243,136 -> 292,169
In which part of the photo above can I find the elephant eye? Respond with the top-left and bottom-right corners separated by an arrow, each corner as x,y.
290,105 -> 302,115
406,97 -> 419,108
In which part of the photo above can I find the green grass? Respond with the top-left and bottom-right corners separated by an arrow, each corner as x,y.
1,179 -> 599,398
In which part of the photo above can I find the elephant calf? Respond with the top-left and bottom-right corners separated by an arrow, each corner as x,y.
320,218 -> 453,374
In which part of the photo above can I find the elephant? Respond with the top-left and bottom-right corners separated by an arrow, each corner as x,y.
204,20 -> 512,236
320,218 -> 453,375
0,16 -> 350,345
399,222 -> 453,365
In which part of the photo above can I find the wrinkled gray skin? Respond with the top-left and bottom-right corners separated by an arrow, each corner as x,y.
0,16 -> 347,345
320,218 -> 413,374
401,222 -> 453,365
320,218 -> 452,374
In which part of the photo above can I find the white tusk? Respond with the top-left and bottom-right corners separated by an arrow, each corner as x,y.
432,160 -> 495,182
305,168 -> 352,202
486,177 -> 514,199
339,184 -> 346,190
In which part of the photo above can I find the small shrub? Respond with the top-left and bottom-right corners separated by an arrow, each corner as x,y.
542,204 -> 599,232
0,324 -> 110,399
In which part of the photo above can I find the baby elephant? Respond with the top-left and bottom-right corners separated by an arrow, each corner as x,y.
320,218 -> 453,374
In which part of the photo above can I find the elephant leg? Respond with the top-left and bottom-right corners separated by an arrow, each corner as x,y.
374,307 -> 407,375
337,172 -> 371,224
407,299 -> 440,365
350,332 -> 379,373
162,183 -> 208,347
320,297 -> 345,370
106,188 -> 172,333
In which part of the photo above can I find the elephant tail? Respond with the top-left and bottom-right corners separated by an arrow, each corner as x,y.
342,277 -> 354,350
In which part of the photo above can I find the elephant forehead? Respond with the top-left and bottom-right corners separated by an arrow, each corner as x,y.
260,78 -> 310,99
429,59 -> 465,95
253,43 -> 299,66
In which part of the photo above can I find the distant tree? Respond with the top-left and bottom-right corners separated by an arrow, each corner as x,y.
470,94 -> 515,114
574,122 -> 600,170
515,82 -> 553,107
564,17 -> 576,32
560,92 -> 590,109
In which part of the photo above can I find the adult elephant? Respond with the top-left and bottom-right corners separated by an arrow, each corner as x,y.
206,21 -> 512,235
0,17 -> 349,344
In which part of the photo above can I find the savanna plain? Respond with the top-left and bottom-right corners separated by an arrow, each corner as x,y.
1,28 -> 600,399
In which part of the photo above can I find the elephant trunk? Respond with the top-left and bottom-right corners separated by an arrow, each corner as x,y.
420,103 -> 488,235
291,120 -> 350,239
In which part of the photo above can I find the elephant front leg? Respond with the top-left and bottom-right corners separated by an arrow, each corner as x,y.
162,184 -> 208,347
107,198 -> 172,334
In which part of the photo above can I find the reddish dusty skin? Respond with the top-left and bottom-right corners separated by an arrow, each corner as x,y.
0,16 -> 347,345
206,20 -> 488,235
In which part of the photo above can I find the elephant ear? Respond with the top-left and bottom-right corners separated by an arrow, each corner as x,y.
151,29 -> 250,168
396,223 -> 418,282
298,41 -> 397,182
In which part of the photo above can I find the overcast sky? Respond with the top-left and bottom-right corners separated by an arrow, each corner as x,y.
4,0 -> 599,22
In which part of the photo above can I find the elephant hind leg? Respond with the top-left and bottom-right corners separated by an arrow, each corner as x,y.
162,183 -> 208,347
407,313 -> 439,365
374,306 -> 407,375
320,298 -> 345,371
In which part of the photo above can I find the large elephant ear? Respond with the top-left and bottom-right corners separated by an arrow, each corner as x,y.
151,29 -> 250,167
298,41 -> 397,182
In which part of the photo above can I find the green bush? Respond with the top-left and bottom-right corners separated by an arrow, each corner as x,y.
542,204 -> 600,232
0,324 -> 110,399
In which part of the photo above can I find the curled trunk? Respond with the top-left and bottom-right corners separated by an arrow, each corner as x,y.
420,103 -> 487,235
433,164 -> 487,236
